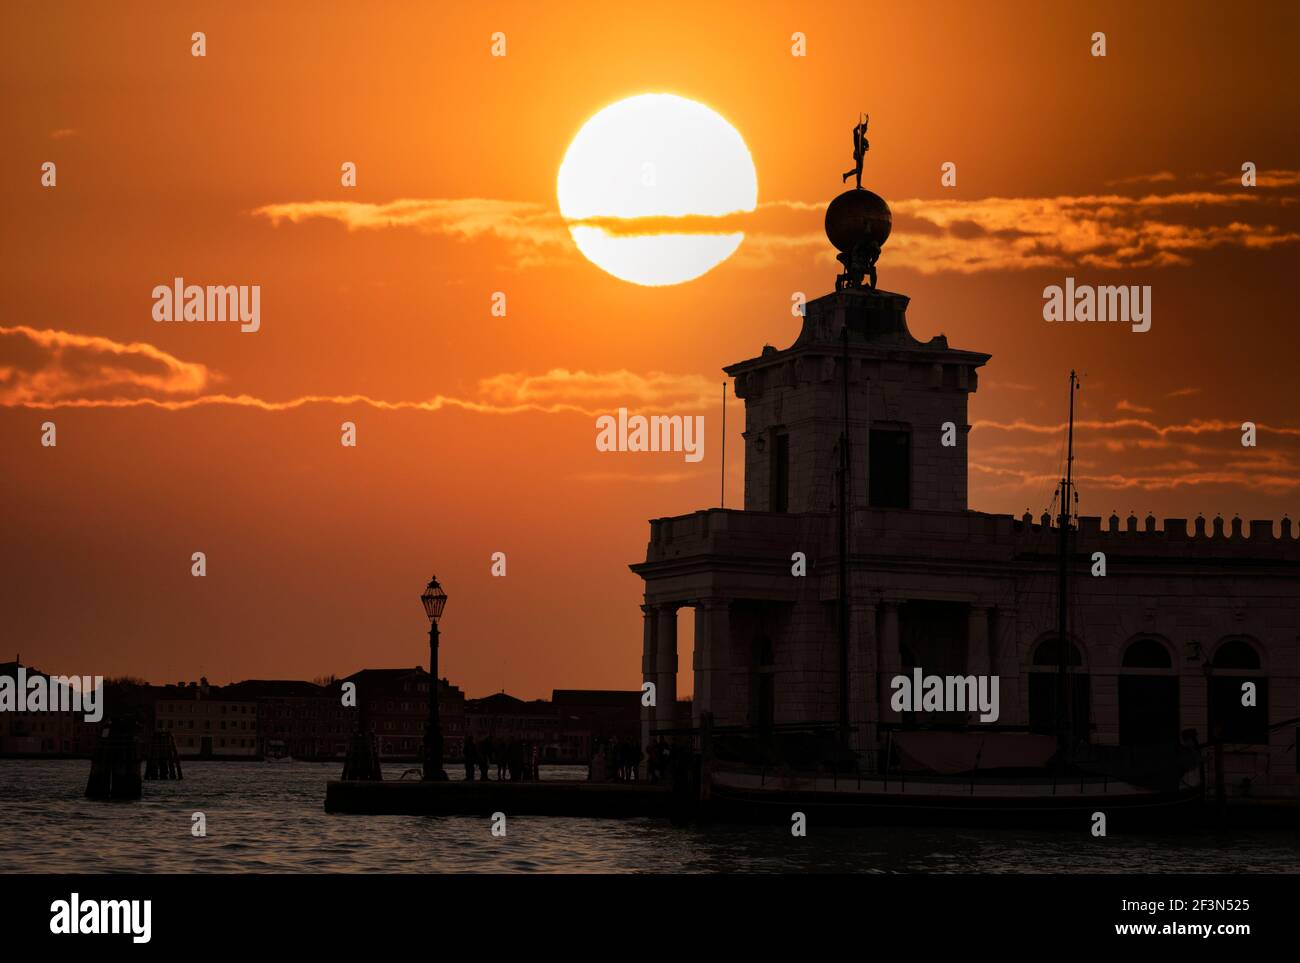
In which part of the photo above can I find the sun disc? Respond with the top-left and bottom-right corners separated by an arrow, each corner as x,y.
557,94 -> 757,286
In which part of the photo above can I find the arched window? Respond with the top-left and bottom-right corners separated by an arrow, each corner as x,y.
1028,637 -> 1090,740
1212,640 -> 1260,670
1119,637 -> 1179,746
1122,638 -> 1172,669
1209,639 -> 1267,744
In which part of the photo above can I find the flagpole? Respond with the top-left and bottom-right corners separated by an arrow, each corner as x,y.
720,381 -> 726,509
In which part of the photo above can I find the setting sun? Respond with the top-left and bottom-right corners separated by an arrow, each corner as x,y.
556,93 -> 758,286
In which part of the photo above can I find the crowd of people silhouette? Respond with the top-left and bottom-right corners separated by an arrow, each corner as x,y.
460,734 -> 542,782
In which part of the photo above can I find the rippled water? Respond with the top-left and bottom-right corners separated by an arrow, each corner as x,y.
0,760 -> 1295,873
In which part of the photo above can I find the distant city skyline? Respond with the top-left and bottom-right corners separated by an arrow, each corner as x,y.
1,655 -> 614,705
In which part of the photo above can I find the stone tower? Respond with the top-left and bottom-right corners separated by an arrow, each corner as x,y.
724,287 -> 989,517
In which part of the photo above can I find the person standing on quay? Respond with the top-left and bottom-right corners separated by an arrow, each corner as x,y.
462,734 -> 477,782
478,737 -> 491,781
508,740 -> 522,781
656,737 -> 671,783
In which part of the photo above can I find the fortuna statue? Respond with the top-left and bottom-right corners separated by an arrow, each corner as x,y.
841,113 -> 869,190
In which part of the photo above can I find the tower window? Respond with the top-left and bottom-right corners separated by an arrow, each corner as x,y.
869,429 -> 910,508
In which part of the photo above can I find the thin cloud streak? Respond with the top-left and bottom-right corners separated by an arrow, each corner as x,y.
975,418 -> 1300,438
973,415 -> 1300,496
252,187 -> 1300,274
1,326 -> 717,415
1115,399 -> 1154,414
0,325 -> 213,405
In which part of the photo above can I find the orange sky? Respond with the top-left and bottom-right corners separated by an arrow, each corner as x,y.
3,1 -> 1299,697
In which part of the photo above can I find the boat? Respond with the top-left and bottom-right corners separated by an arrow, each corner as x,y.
263,740 -> 292,762
699,726 -> 1204,830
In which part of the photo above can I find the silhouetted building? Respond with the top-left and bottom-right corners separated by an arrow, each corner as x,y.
632,278 -> 1299,800
221,679 -> 351,760
0,660 -> 100,756
154,678 -> 259,759
465,692 -> 570,759
343,667 -> 465,761
551,689 -> 641,759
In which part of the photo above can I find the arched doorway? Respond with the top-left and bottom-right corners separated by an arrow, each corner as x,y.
1208,639 -> 1268,745
1118,637 -> 1179,746
1028,637 -> 1090,741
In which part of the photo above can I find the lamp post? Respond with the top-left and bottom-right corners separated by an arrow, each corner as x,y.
421,575 -> 449,781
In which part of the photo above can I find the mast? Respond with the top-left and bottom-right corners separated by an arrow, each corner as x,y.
1055,370 -> 1078,757
838,322 -> 851,746
720,381 -> 726,508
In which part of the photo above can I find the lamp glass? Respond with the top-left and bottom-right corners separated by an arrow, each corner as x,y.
420,576 -> 448,622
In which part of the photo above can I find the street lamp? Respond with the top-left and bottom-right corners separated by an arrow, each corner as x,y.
421,575 -> 449,781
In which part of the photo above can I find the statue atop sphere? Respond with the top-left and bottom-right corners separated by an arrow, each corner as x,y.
841,113 -> 870,190
827,112 -> 891,291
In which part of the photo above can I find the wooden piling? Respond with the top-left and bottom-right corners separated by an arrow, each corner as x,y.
85,716 -> 143,800
144,729 -> 183,780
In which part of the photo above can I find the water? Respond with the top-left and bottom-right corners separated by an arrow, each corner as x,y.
1,760 -> 1295,873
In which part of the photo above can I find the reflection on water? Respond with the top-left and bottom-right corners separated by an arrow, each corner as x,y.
0,760 -> 1295,873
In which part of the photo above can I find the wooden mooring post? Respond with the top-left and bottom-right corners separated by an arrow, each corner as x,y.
85,716 -> 143,801
144,729 -> 183,780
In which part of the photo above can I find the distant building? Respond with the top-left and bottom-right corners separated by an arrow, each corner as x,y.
464,689 -> 669,762
3,660 -> 685,772
153,678 -> 259,759
550,689 -> 641,760
342,667 -> 465,761
221,679 -> 351,760
0,661 -> 99,756
465,692 -> 565,758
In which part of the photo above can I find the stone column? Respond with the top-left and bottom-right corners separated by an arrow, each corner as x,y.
878,601 -> 902,725
693,599 -> 729,728
850,601 -> 877,751
655,605 -> 678,738
991,607 -> 1022,726
640,604 -> 657,752
968,604 -> 990,724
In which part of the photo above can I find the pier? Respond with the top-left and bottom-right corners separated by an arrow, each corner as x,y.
325,779 -> 673,818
